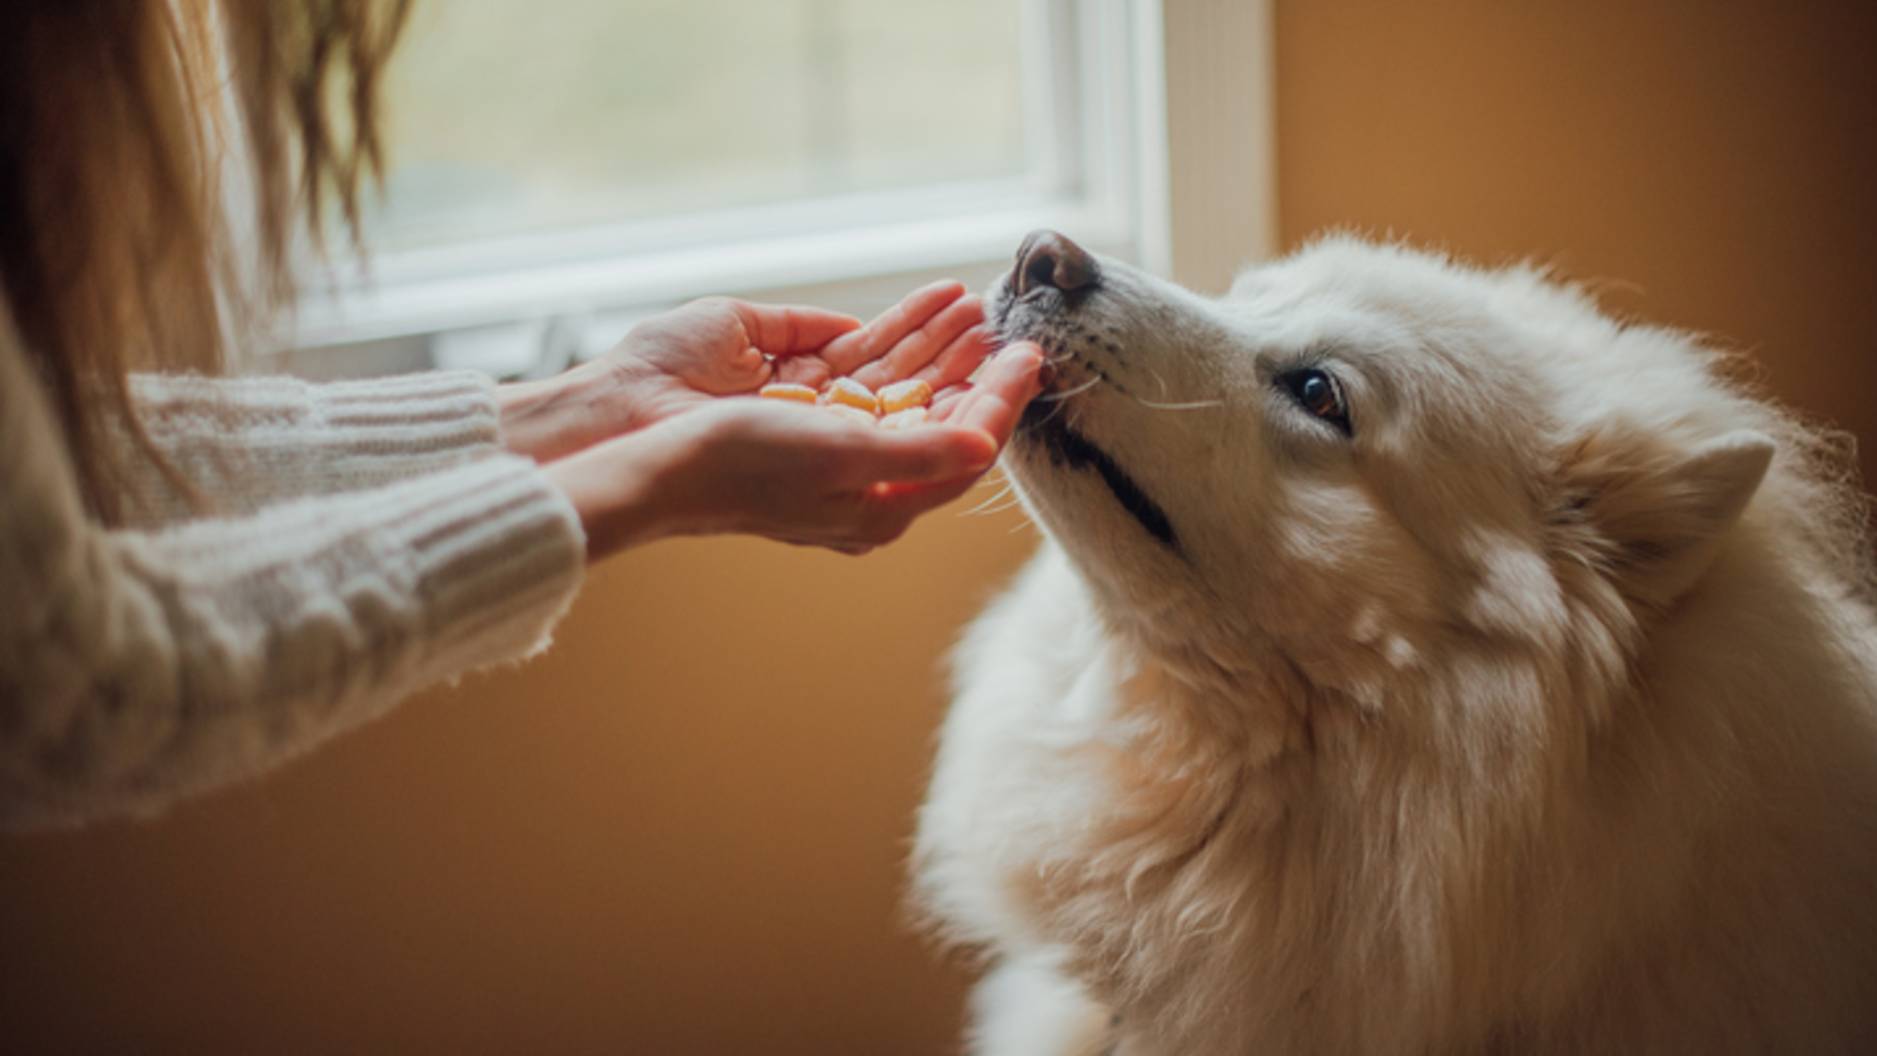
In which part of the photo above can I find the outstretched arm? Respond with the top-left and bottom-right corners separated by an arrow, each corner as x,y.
3,329 -> 586,829
118,369 -> 514,525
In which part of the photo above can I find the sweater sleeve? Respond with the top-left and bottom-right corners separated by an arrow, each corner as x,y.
1,336 -> 587,829
115,369 -> 510,525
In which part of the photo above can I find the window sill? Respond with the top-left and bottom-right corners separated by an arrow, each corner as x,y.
291,185 -> 1133,352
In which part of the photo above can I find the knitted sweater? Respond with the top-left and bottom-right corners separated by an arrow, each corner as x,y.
0,326 -> 586,829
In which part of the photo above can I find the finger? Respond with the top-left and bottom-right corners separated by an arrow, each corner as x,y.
849,295 -> 985,390
926,334 -> 1027,424
910,322 -> 998,392
772,356 -> 831,390
739,347 -> 777,389
828,425 -> 996,486
868,465 -> 990,513
928,382 -> 973,422
951,342 -> 1046,448
815,280 -> 966,376
728,301 -> 863,356
769,358 -> 829,390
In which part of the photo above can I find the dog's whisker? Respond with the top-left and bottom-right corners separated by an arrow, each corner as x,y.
1031,393 -> 1077,428
1037,376 -> 1103,403
1135,396 -> 1224,412
961,483 -> 1018,517
976,493 -> 1029,518
962,467 -> 1014,507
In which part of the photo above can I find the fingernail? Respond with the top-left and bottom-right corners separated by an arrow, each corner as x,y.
1003,344 -> 1043,371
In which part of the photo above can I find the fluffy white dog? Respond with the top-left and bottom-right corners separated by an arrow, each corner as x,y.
914,233 -> 1877,1054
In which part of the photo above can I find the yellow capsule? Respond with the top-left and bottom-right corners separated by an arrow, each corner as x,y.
824,376 -> 880,414
879,407 -> 930,429
759,382 -> 819,404
877,378 -> 934,415
824,404 -> 880,427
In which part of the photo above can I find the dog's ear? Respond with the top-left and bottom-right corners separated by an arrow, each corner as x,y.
1552,427 -> 1774,609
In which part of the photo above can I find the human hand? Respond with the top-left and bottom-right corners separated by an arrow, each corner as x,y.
545,340 -> 1045,560
613,281 -> 995,423
496,284 -> 995,463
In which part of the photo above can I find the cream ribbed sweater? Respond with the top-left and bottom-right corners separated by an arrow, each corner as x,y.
1,326 -> 586,829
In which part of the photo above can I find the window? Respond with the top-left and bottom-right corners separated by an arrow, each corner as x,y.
367,0 -> 1029,254
281,1 -> 1272,380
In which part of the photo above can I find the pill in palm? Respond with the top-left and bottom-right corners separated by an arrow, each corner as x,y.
757,375 -> 936,429
759,382 -> 819,404
877,378 -> 934,415
824,376 -> 880,413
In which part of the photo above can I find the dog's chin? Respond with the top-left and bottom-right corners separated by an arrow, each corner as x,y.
1012,398 -> 1180,555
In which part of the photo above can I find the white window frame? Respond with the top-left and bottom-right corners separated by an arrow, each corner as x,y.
270,0 -> 1274,380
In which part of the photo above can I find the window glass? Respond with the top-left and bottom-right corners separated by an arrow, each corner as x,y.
367,0 -> 1028,252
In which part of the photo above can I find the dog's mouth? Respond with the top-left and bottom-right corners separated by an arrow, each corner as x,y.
990,239 -> 1181,555
1016,396 -> 1180,554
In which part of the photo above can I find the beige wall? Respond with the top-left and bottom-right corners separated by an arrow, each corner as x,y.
4,4 -> 1873,1052
1275,1 -> 1877,488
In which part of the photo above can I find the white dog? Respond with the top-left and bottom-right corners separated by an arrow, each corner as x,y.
914,233 -> 1877,1054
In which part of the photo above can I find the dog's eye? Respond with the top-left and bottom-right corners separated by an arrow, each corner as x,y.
1277,368 -> 1351,433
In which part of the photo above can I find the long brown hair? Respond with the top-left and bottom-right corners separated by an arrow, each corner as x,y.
0,0 -> 411,523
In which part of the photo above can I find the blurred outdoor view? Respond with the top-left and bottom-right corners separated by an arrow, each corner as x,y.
366,0 -> 1029,253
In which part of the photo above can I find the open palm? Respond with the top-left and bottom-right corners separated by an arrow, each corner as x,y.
608,281 -> 998,429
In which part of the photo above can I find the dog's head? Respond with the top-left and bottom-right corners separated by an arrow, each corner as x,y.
987,231 -> 1816,724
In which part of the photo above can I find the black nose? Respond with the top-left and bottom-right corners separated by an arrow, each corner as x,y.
1015,229 -> 1100,296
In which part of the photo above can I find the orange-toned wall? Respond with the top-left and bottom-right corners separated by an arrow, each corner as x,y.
0,518 -> 1026,1054
3,5 -> 1872,1053
1274,1 -> 1877,489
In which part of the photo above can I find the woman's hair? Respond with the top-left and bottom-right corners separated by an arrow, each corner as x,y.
0,0 -> 411,523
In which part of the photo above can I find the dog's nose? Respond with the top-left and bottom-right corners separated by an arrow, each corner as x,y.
1015,229 -> 1100,296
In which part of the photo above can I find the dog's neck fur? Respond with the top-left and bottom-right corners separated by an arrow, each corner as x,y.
933,527 -> 1877,1053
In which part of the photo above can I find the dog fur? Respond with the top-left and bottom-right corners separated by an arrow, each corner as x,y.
913,236 -> 1877,1054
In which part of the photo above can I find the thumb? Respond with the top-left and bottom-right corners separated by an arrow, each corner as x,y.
835,426 -> 997,485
